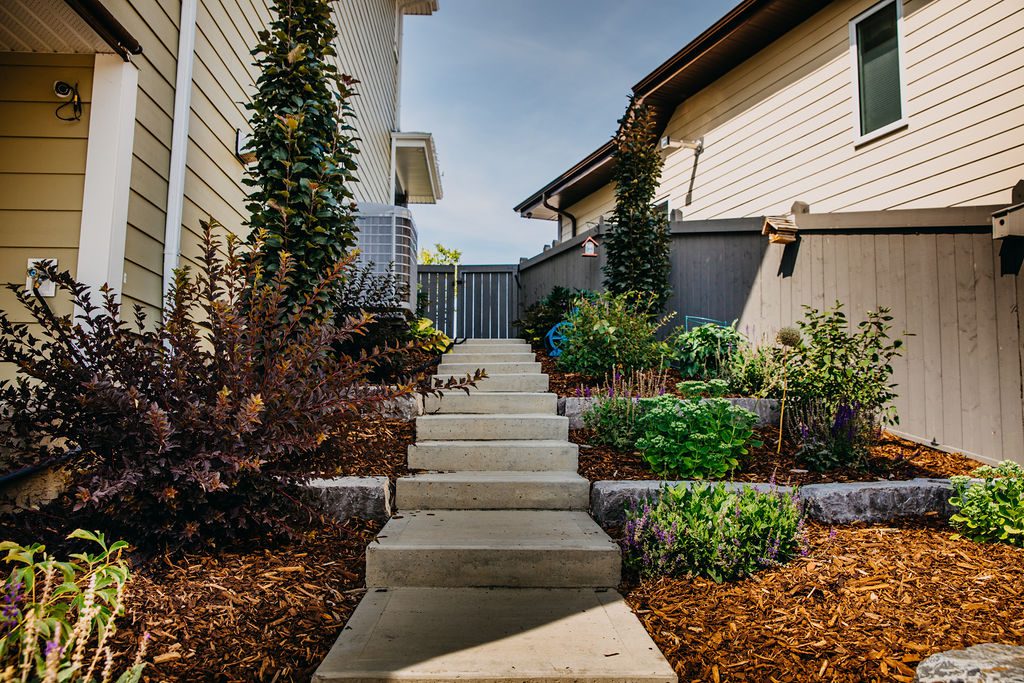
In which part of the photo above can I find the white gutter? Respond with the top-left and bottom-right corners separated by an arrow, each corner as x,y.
162,0 -> 198,306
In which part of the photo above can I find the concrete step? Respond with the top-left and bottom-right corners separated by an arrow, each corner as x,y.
449,344 -> 532,355
396,472 -> 590,510
366,510 -> 621,588
416,414 -> 568,441
440,352 -> 537,364
434,373 -> 549,393
313,587 -> 676,682
438,361 -> 541,375
423,391 -> 556,415
408,440 -> 579,472
459,338 -> 528,345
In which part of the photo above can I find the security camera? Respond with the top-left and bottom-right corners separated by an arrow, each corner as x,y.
54,81 -> 74,98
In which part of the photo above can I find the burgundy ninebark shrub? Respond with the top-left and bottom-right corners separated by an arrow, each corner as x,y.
0,222 -> 475,549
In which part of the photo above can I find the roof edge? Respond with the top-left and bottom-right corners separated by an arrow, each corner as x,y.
63,0 -> 142,60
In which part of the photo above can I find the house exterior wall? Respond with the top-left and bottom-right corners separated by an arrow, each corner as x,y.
108,0 -> 404,320
565,0 -> 1024,229
562,184 -> 615,242
0,53 -> 93,322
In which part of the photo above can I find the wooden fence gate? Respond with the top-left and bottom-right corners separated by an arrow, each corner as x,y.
418,265 -> 519,339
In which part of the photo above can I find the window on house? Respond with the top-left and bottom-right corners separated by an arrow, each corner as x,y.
851,0 -> 905,141
654,199 -> 669,221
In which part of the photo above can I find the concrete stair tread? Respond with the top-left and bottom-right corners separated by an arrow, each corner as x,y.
433,373 -> 549,392
313,587 -> 675,682
373,510 -> 611,548
408,440 -> 579,472
416,413 -> 568,441
396,471 -> 590,510
423,391 -> 556,415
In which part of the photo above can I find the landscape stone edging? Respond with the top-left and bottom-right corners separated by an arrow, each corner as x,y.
304,476 -> 393,523
914,643 -> 1024,682
558,396 -> 780,429
590,478 -> 964,526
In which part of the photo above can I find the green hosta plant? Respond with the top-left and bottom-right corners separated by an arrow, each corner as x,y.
622,481 -> 805,582
950,461 -> 1024,547
0,530 -> 147,682
668,322 -> 745,380
635,381 -> 762,479
557,291 -> 671,378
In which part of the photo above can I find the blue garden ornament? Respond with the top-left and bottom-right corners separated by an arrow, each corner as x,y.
545,321 -> 572,357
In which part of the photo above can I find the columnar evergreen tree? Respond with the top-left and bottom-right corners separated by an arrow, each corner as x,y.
245,0 -> 360,314
602,97 -> 672,310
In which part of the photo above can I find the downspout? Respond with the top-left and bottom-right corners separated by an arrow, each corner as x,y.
542,192 -> 576,239
161,0 -> 198,306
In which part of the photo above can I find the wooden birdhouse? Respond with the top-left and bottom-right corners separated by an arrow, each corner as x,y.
762,214 -> 799,245
581,236 -> 599,257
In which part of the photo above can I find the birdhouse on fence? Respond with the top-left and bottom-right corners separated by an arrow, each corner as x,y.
581,236 -> 599,257
762,214 -> 799,245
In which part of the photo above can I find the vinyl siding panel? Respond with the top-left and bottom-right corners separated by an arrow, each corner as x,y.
653,0 -> 1024,220
562,183 -> 615,241
0,53 -> 91,324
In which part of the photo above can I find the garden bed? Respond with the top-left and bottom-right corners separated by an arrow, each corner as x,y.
573,427 -> 982,485
0,498 -> 379,682
621,520 -> 1024,682
301,418 -> 413,480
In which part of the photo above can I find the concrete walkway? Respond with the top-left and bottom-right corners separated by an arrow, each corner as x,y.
314,339 -> 675,682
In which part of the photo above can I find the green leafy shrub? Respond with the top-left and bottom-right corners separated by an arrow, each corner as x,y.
557,292 -> 671,378
784,303 -> 904,469
245,0 -> 360,317
622,481 -> 805,582
0,224 -> 478,548
950,461 -> 1024,547
0,530 -> 147,681
602,97 -> 671,309
668,322 -> 745,380
635,381 -> 762,479
580,371 -> 668,450
725,343 -> 785,398
515,286 -> 592,345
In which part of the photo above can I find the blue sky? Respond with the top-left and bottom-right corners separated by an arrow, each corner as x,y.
400,0 -> 736,263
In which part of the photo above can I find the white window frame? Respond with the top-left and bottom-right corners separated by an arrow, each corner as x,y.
849,0 -> 908,147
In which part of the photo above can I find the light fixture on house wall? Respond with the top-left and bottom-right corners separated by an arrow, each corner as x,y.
659,135 -> 703,154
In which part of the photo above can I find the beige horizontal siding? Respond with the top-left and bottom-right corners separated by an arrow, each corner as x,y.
0,53 -> 91,325
651,0 -> 1024,220
562,183 -> 616,241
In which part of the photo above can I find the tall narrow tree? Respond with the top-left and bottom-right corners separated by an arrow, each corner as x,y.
245,0 -> 360,314
602,97 -> 671,310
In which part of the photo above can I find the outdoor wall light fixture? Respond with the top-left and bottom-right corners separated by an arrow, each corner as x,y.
659,135 -> 703,154
581,236 -> 599,257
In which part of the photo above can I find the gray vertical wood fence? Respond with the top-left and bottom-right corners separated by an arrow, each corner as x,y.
418,265 -> 520,339
517,210 -> 1024,466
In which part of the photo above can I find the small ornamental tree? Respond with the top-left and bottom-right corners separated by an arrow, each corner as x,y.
602,97 -> 671,310
245,0 -> 360,315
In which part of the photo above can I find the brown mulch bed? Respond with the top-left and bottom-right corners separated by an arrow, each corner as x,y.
574,427 -> 984,485
301,418 -> 413,479
622,521 -> 1024,682
0,499 -> 379,683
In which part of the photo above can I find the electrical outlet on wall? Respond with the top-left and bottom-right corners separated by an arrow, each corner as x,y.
26,258 -> 57,297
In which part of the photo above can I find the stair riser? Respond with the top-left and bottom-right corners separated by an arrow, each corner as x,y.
422,393 -> 556,415
459,339 -> 528,345
448,344 -> 531,355
407,444 -> 579,472
396,479 -> 590,511
434,374 -> 549,392
416,416 -> 568,441
438,362 -> 541,374
366,548 -> 620,588
441,353 -> 537,364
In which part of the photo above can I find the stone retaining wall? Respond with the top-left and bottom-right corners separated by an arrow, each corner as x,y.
591,478 -> 962,526
558,397 -> 780,429
303,476 -> 394,523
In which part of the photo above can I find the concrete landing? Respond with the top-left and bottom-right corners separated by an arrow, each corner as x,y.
313,588 -> 676,683
366,510 -> 620,587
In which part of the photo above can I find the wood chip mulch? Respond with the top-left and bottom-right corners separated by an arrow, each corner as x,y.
115,518 -> 379,683
301,419 -> 413,480
573,427 -> 983,485
622,521 -> 1024,682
